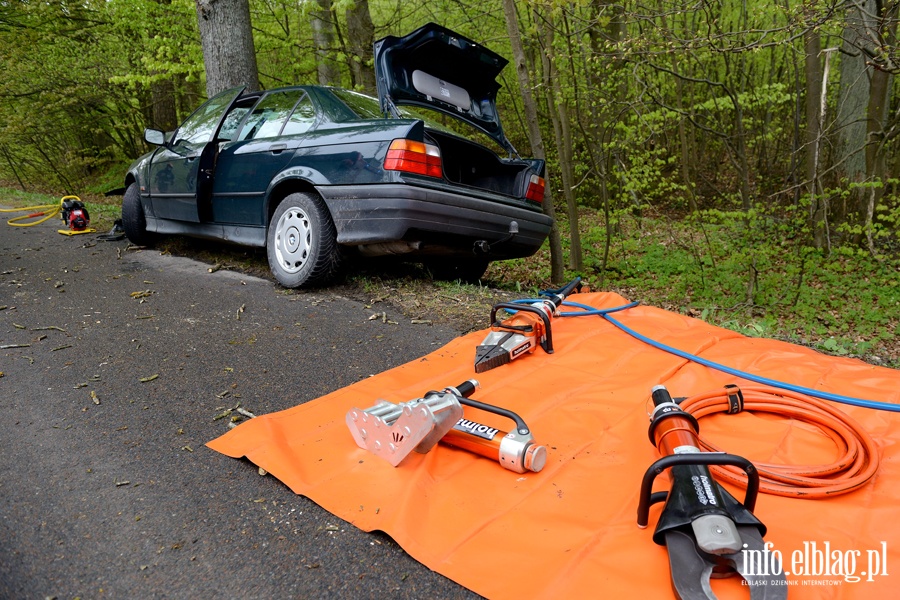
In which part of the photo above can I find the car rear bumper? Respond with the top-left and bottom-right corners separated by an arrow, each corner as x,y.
316,184 -> 552,259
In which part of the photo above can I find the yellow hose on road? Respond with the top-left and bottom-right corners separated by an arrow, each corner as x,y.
1,195 -> 83,228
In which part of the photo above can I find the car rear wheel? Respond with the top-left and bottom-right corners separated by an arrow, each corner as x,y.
121,183 -> 156,246
267,192 -> 340,288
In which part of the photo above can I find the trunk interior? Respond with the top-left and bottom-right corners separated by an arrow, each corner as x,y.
426,130 -> 530,197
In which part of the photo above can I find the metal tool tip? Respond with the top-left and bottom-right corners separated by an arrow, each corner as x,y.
474,345 -> 510,373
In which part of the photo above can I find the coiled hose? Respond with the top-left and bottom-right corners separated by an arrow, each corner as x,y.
680,385 -> 880,498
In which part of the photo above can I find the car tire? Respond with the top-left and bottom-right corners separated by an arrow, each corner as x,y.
267,192 -> 340,288
121,183 -> 156,246
427,257 -> 489,284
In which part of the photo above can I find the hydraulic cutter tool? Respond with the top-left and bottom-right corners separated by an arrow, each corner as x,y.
346,380 -> 547,473
474,277 -> 582,373
637,385 -> 787,600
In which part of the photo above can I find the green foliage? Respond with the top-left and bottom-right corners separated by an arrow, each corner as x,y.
490,202 -> 899,366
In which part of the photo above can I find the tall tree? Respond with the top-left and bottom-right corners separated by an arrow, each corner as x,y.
501,0 -> 564,283
195,0 -> 260,96
861,3 -> 897,254
835,2 -> 871,220
346,0 -> 376,93
311,0 -> 341,86
804,5 -> 826,249
150,0 -> 178,132
536,5 -> 582,271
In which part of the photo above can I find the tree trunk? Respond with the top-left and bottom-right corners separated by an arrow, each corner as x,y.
537,8 -> 582,271
501,0 -> 564,283
178,76 -> 203,123
803,19 -> 826,248
195,0 -> 260,97
151,0 -> 178,132
864,65 -> 891,252
345,0 -> 376,94
151,78 -> 178,132
835,3 -> 870,221
311,0 -> 341,86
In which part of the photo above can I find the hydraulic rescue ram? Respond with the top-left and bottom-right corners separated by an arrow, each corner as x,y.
474,277 -> 582,373
637,385 -> 787,600
346,380 -> 547,473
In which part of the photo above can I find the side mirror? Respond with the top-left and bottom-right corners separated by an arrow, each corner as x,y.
144,128 -> 167,146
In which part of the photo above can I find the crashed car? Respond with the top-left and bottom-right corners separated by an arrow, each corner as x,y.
121,23 -> 552,288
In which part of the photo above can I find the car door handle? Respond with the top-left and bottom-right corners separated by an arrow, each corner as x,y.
269,143 -> 287,154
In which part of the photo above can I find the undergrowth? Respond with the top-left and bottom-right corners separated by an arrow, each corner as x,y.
490,205 -> 900,367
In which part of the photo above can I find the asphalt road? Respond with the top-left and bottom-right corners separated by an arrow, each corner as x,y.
0,218 -> 479,599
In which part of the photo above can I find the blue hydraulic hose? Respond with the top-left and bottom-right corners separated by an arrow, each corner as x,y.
550,299 -> 900,413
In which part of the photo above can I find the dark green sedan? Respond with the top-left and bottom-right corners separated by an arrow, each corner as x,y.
122,23 -> 552,288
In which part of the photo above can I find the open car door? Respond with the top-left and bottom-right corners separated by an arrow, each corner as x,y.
147,86 -> 246,223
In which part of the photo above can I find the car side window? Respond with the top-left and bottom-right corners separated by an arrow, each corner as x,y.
218,106 -> 252,141
174,87 -> 243,151
238,90 -> 304,141
280,94 -> 316,136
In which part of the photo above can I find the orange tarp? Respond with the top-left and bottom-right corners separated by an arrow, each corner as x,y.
208,292 -> 900,599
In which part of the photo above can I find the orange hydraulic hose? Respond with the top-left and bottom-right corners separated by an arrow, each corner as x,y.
678,385 -> 880,499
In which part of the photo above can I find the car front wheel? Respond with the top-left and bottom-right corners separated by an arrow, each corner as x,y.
266,192 -> 340,288
121,183 -> 156,246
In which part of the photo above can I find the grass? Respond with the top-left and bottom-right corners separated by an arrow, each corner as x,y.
490,206 -> 900,368
2,185 -> 897,368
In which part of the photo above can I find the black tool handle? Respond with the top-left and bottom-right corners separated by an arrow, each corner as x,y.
452,380 -> 478,398
549,277 -> 582,307
636,453 -> 760,528
458,397 -> 530,435
651,385 -> 674,407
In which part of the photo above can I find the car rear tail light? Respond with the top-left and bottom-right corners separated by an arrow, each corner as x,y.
384,139 -> 442,178
525,174 -> 545,203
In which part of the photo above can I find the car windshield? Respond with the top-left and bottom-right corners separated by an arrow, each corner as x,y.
328,88 -> 504,153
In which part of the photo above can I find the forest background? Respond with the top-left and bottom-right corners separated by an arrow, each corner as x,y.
1,0 -> 899,366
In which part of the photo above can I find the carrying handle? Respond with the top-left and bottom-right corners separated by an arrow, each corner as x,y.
490,302 -> 554,353
458,396 -> 530,435
636,453 -> 760,528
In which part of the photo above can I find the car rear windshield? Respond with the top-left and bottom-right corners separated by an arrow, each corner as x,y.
329,88 -> 459,138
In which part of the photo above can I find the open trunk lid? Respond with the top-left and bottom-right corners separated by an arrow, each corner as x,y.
374,23 -> 517,156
